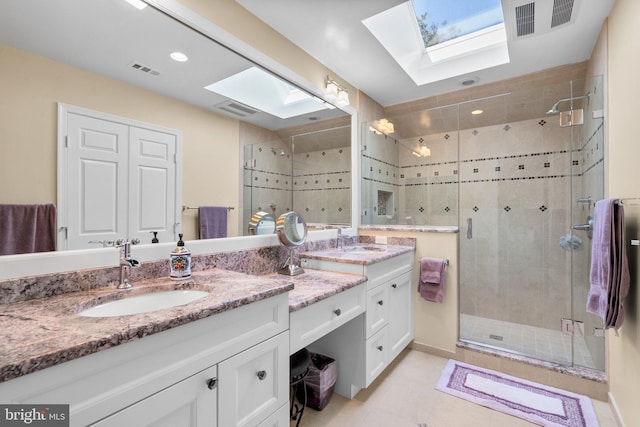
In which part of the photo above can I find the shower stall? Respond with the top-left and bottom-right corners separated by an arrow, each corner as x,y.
361,76 -> 605,372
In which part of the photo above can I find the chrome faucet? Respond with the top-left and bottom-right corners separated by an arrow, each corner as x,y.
117,239 -> 140,289
336,229 -> 351,250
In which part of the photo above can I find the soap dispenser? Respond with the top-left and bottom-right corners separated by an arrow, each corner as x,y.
170,234 -> 191,280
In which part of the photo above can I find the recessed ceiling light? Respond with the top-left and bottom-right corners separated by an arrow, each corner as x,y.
472,109 -> 484,115
170,52 -> 188,62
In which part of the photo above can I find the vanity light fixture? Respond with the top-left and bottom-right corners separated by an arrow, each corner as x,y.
471,109 -> 484,115
124,0 -> 147,10
170,52 -> 189,62
325,76 -> 350,106
370,118 -> 395,135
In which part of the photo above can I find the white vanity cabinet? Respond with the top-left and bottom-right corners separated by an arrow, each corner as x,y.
301,250 -> 414,397
0,294 -> 290,427
91,365 -> 218,427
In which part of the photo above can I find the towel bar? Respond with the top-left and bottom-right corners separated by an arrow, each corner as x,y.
182,205 -> 234,211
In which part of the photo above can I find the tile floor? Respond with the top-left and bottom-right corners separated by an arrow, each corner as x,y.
297,349 -> 618,427
460,314 -> 598,369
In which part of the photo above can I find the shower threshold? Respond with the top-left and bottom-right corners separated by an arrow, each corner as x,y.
457,339 -> 607,384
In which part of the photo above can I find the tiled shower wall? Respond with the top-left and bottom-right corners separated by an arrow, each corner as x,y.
458,116 -> 576,330
243,142 -> 293,229
243,143 -> 352,230
293,147 -> 351,225
363,108 -> 603,334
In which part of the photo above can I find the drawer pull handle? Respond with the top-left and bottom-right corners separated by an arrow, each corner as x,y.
333,308 -> 342,316
206,377 -> 217,390
391,284 -> 397,289
377,300 -> 384,306
257,370 -> 267,381
377,345 -> 383,351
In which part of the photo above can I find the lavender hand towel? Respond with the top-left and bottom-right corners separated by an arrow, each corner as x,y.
587,199 -> 630,330
0,204 -> 56,255
198,206 -> 227,239
418,258 -> 447,303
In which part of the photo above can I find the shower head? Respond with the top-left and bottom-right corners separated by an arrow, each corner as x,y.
546,92 -> 591,115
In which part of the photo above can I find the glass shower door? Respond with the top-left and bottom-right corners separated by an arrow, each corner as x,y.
570,76 -> 606,371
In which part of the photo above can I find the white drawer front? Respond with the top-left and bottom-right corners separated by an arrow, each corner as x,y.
365,284 -> 389,339
365,252 -> 413,290
218,332 -> 289,427
365,327 -> 389,387
290,284 -> 366,354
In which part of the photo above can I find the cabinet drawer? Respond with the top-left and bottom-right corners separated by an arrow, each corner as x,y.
256,404 -> 289,427
365,284 -> 389,339
290,284 -> 366,354
365,327 -> 389,387
365,252 -> 413,290
218,332 -> 289,427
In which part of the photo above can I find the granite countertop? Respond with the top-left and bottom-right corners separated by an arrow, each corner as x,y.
279,269 -> 367,312
300,243 -> 414,265
0,266 -> 368,384
0,269 -> 293,383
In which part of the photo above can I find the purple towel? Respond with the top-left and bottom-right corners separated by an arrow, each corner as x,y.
418,258 -> 447,303
198,206 -> 227,239
0,204 -> 56,255
587,199 -> 630,330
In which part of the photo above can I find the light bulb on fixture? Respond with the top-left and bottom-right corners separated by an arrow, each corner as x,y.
337,90 -> 350,106
325,80 -> 339,101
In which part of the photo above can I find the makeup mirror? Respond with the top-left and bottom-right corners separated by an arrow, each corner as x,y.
276,211 -> 307,275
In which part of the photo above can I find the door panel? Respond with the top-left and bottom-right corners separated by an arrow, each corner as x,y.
129,126 -> 177,245
66,113 -> 128,250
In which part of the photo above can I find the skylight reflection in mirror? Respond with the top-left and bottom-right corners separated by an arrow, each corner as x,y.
412,0 -> 504,48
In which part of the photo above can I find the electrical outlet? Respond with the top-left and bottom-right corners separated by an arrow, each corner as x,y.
375,235 -> 387,245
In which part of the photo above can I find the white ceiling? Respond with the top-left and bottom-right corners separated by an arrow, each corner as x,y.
235,0 -> 615,107
0,0 -> 347,131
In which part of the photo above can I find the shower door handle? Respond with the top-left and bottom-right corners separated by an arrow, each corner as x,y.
467,218 -> 472,239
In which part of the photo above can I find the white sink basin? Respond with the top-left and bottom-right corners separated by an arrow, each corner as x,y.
78,290 -> 209,317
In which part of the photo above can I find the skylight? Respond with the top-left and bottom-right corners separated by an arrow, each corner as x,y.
412,0 -> 504,48
362,0 -> 509,87
204,67 -> 329,119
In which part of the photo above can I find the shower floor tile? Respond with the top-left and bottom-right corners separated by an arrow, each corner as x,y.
460,314 -> 597,369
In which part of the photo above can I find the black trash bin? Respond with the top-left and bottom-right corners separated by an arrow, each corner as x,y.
297,352 -> 337,411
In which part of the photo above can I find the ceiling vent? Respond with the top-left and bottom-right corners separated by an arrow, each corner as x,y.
215,100 -> 259,117
515,2 -> 535,37
551,0 -> 574,28
129,62 -> 160,76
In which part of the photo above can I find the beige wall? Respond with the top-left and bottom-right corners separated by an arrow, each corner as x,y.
605,0 -> 640,425
0,43 -> 240,241
359,229 -> 460,355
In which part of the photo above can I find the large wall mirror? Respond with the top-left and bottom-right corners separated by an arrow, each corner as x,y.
0,0 -> 351,256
